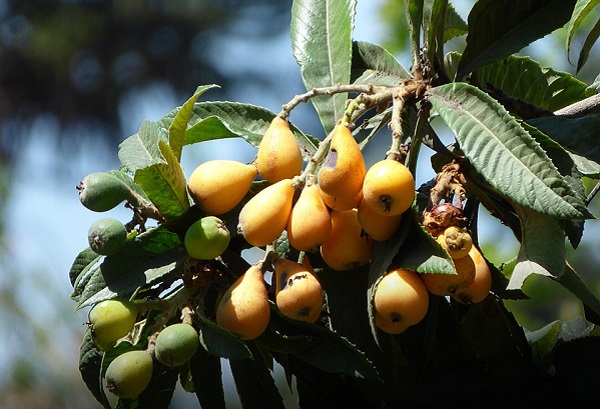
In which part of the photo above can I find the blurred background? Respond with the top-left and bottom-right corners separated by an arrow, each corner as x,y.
0,1 -> 598,408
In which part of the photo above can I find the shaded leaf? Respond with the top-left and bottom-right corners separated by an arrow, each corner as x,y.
70,247 -> 102,288
474,56 -> 591,112
457,0 -> 577,78
556,262 -> 600,319
168,84 -> 219,160
76,230 -> 184,309
229,345 -> 285,409
577,16 -> 600,71
566,0 -> 600,61
79,328 -> 111,409
291,0 -> 356,133
263,310 -> 380,380
351,41 -> 410,86
190,347 -> 226,409
526,320 -> 561,369
428,83 -> 592,219
197,314 -> 253,360
443,2 -> 468,42
527,115 -> 600,165
508,204 -> 565,290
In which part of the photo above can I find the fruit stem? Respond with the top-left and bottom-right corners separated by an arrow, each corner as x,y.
295,129 -> 334,185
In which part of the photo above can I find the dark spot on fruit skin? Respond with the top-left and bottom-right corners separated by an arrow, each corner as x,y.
324,149 -> 338,168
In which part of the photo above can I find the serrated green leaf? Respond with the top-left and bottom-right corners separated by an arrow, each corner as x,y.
76,230 -> 184,309
351,41 -> 410,86
160,101 -> 317,157
190,346 -> 226,409
291,0 -> 356,133
118,120 -> 167,172
229,345 -> 285,409
474,56 -> 591,112
577,17 -> 600,71
556,263 -> 600,319
405,0 -> 423,63
134,140 -> 189,219
443,2 -> 468,42
79,328 -> 111,409
70,247 -> 102,288
527,116 -> 600,166
428,83 -> 592,219
566,0 -> 600,61
197,314 -> 253,360
457,0 -> 578,78
507,205 -> 566,290
264,309 -> 380,380
527,320 -> 561,368
423,0 -> 447,70
168,84 -> 219,160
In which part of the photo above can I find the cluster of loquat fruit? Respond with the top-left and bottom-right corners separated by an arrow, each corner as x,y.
78,114 -> 494,400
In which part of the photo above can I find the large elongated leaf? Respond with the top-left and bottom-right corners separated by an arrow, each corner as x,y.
457,0 -> 578,78
428,83 -> 592,219
229,345 -> 285,409
291,0 -> 356,133
566,0 -> 600,61
168,84 -> 219,160
527,116 -> 600,165
474,56 -> 591,112
351,41 -> 410,87
507,204 -> 566,290
556,263 -> 600,320
159,101 -> 317,157
577,16 -> 600,71
443,2 -> 468,43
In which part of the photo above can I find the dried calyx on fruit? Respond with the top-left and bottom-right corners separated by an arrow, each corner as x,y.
422,202 -> 467,237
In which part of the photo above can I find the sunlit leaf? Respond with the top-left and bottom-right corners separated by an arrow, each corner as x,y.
458,0 -> 577,78
168,84 -> 219,160
474,56 -> 591,112
160,101 -> 317,157
134,139 -> 190,219
428,83 -> 592,220
291,0 -> 356,133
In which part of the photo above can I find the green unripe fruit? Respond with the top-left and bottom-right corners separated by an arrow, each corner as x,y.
77,172 -> 130,212
154,323 -> 199,367
105,350 -> 153,399
88,299 -> 138,351
184,216 -> 231,260
87,218 -> 127,256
